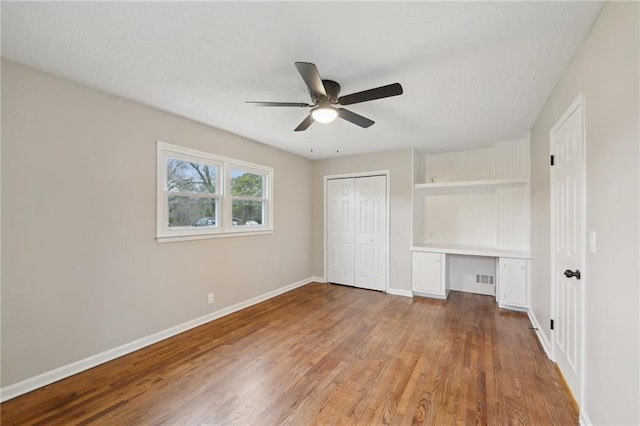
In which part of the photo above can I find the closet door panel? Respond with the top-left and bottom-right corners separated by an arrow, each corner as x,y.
327,179 -> 355,286
369,176 -> 387,291
354,176 -> 387,291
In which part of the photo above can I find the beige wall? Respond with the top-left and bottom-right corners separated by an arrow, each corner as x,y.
1,60 -> 313,387
530,2 -> 639,424
311,149 -> 413,292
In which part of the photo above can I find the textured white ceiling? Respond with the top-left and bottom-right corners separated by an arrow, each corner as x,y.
1,1 -> 602,159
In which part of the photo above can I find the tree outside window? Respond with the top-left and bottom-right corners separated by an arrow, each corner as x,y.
230,168 -> 265,226
166,158 -> 219,227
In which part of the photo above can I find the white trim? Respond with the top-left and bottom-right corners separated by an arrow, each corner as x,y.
323,171 -> 391,293
311,276 -> 327,283
579,409 -> 593,426
411,244 -> 530,259
156,229 -> 274,243
323,177 -> 327,288
0,276 -> 313,402
324,170 -> 390,180
387,288 -> 413,298
578,95 -> 588,411
413,291 -> 448,300
414,177 -> 529,189
498,304 -> 528,313
528,309 -> 552,359
384,173 -> 391,294
549,92 -> 586,409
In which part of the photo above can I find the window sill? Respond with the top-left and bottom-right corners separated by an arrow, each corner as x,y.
156,228 -> 274,243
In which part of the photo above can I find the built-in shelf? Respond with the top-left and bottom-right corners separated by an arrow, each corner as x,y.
411,139 -> 531,305
411,244 -> 531,259
411,137 -> 531,255
414,177 -> 529,190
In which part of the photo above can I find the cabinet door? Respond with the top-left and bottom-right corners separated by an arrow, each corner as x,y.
412,252 -> 445,295
499,258 -> 528,307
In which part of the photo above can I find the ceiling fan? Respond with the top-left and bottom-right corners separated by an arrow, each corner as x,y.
247,62 -> 403,132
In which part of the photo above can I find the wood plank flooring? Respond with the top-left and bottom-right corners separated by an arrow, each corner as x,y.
1,283 -> 578,425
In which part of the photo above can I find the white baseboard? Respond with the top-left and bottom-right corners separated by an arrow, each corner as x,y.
498,303 -> 528,312
528,309 -> 552,359
0,276 -> 313,402
310,276 -> 326,283
387,288 -> 413,297
579,408 -> 592,426
413,291 -> 447,300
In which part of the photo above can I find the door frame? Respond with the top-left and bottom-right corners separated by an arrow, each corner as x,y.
549,92 -> 586,407
323,170 -> 390,293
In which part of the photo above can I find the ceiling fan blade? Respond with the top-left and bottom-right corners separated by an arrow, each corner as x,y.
337,108 -> 375,128
338,83 -> 403,106
295,62 -> 327,98
246,101 -> 310,107
294,115 -> 315,132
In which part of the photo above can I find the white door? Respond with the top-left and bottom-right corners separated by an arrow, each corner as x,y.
550,95 -> 584,402
354,176 -> 387,291
327,178 -> 355,286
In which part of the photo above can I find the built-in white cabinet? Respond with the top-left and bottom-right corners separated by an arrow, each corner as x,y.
410,136 -> 531,310
498,257 -> 529,310
412,251 -> 447,299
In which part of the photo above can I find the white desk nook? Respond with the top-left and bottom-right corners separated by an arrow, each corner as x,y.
411,137 -> 531,311
411,245 -> 530,311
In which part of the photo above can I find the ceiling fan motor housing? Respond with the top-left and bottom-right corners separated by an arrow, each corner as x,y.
312,79 -> 340,104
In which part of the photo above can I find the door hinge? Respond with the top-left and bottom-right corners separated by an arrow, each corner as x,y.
550,319 -> 555,330
550,155 -> 555,166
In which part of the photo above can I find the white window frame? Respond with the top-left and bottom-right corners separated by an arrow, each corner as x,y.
156,141 -> 274,243
227,163 -> 270,228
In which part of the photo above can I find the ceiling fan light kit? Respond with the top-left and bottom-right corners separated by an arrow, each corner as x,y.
247,62 -> 403,132
311,104 -> 338,123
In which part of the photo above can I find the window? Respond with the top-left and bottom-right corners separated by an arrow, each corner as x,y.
167,157 -> 220,228
157,142 -> 273,242
230,167 -> 267,227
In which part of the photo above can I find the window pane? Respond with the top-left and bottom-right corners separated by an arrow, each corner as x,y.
168,195 -> 218,227
230,169 -> 264,197
232,200 -> 263,226
167,158 -> 217,194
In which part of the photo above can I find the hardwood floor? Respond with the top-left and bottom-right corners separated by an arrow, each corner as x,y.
1,283 -> 577,425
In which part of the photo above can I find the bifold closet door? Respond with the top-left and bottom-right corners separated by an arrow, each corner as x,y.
327,178 -> 355,286
327,175 -> 387,290
354,176 -> 387,291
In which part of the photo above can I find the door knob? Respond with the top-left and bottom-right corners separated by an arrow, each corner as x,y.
564,269 -> 581,280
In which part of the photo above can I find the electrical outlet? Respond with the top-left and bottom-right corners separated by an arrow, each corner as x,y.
207,292 -> 214,304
